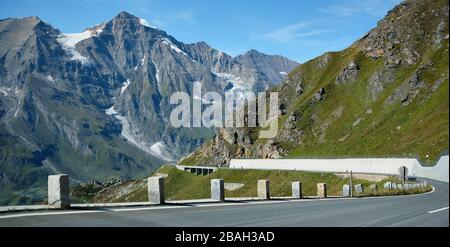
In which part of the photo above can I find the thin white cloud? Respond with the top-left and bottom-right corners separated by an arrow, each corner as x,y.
296,29 -> 337,37
174,10 -> 195,22
260,22 -> 336,43
318,6 -> 360,17
261,22 -> 309,42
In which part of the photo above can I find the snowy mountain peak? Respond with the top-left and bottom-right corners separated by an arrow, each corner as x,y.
109,11 -> 158,30
115,11 -> 139,20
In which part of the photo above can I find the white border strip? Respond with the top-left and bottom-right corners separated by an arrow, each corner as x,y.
428,206 -> 449,214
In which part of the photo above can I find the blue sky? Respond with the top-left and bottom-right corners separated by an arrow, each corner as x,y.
0,0 -> 401,63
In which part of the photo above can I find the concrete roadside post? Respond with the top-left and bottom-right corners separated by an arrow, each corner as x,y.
384,181 -> 392,190
370,184 -> 378,191
258,179 -> 270,200
48,174 -> 70,209
292,181 -> 302,199
211,179 -> 225,202
148,176 -> 165,204
317,183 -> 327,198
342,184 -> 350,197
355,184 -> 364,194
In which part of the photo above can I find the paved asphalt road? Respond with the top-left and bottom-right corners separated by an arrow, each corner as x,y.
0,179 -> 448,227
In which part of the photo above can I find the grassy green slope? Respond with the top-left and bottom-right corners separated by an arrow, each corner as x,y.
180,0 -> 449,167
286,42 -> 449,164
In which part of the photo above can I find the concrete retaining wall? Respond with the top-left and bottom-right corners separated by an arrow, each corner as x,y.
230,156 -> 449,182
412,155 -> 449,182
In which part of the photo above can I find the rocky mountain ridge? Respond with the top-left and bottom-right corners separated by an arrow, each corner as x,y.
180,0 -> 449,167
0,11 -> 298,205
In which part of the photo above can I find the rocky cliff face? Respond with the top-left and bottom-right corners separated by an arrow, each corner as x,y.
0,12 -> 298,205
180,0 -> 449,167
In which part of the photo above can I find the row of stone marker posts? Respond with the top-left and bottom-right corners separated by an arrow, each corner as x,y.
342,181 -> 428,197
149,178 -> 429,202
257,180 -> 328,199
46,174 -> 333,209
383,181 -> 428,190
148,177 -> 327,204
146,177 -> 331,204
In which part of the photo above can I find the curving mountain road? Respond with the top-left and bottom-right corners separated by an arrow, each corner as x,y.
0,179 -> 448,227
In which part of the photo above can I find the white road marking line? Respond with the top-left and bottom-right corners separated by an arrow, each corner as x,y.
195,201 -> 281,207
111,205 -> 188,212
428,206 -> 449,214
0,210 -> 103,219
